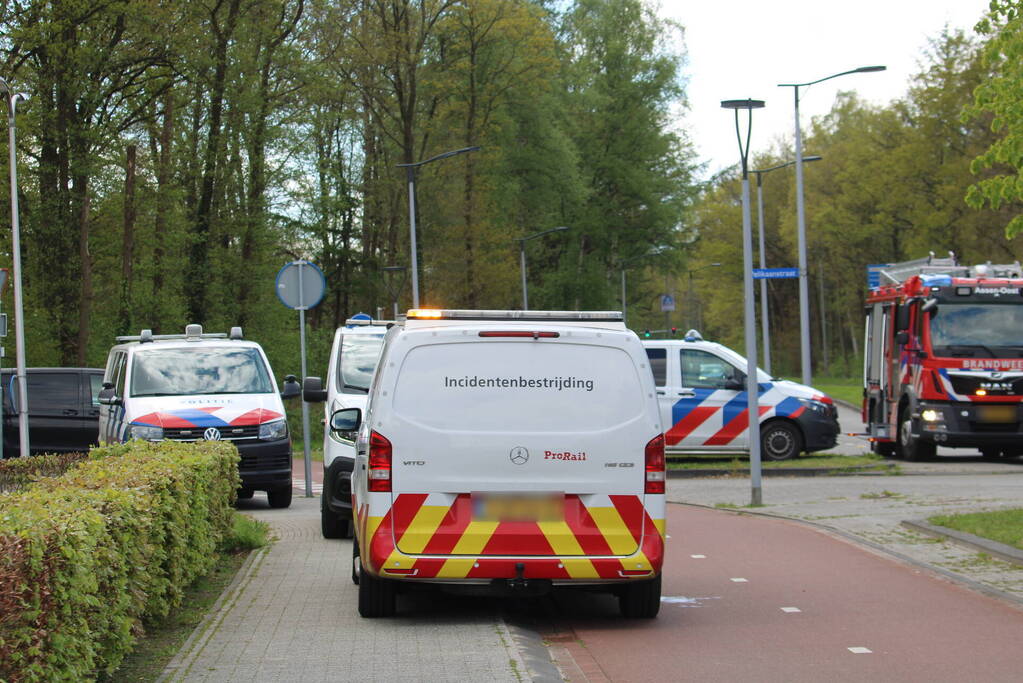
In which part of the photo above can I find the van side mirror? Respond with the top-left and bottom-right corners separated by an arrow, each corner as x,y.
98,387 -> 121,406
895,304 -> 910,332
921,298 -> 939,316
280,374 -> 301,400
330,407 -> 361,433
303,376 -> 328,403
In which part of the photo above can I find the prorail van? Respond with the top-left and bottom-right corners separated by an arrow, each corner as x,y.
331,309 -> 666,618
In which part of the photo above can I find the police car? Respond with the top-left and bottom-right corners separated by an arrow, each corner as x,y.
303,314 -> 390,538
98,325 -> 301,507
643,330 -> 839,460
331,309 -> 665,618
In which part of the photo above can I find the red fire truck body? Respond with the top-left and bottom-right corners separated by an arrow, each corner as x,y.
863,255 -> 1023,460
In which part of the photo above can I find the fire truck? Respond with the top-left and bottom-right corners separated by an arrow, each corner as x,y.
863,253 -> 1023,460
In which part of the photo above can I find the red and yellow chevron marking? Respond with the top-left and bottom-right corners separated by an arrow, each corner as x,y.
356,492 -> 665,581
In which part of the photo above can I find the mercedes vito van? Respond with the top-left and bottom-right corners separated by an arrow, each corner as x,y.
303,313 -> 390,538
332,309 -> 666,619
98,325 -> 301,507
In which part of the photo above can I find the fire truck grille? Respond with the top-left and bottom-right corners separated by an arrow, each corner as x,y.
948,375 -> 1023,397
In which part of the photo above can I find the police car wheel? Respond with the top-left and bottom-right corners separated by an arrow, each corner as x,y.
619,574 -> 661,618
760,421 -> 802,461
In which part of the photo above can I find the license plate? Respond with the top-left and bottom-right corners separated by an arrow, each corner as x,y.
976,405 -> 1017,423
471,492 -> 564,522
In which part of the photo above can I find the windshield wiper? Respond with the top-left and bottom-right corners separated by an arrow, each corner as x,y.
948,344 -> 997,358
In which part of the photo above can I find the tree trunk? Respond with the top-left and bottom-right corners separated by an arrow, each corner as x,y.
119,145 -> 137,334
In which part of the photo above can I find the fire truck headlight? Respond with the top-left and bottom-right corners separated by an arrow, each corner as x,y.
920,408 -> 947,431
921,409 -> 940,422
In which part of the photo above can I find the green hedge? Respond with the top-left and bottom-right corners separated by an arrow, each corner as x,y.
0,440 -> 239,681
0,452 -> 89,494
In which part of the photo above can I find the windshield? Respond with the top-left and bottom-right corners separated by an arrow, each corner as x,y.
130,347 -> 274,397
929,303 -> 1023,357
336,335 -> 385,393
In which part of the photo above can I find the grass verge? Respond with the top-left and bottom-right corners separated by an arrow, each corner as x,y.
108,512 -> 270,682
927,508 -> 1023,551
807,376 -> 861,406
668,453 -> 893,473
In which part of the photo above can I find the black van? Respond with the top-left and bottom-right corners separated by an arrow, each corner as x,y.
1,368 -> 105,457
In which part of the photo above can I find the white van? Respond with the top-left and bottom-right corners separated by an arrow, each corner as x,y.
643,330 -> 839,460
331,309 -> 666,619
303,314 -> 390,538
98,325 -> 301,507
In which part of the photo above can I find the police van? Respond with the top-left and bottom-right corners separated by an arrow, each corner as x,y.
98,325 -> 301,507
303,314 -> 390,538
643,330 -> 839,460
331,309 -> 666,618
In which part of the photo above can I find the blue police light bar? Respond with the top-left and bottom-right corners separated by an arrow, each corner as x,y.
752,268 -> 799,280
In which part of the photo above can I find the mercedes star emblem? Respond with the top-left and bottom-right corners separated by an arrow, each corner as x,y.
509,446 -> 529,465
203,427 -> 222,441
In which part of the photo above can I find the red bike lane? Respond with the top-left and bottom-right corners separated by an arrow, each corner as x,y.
546,503 -> 1023,682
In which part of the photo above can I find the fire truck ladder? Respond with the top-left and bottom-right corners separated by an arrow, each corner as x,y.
877,252 -> 966,285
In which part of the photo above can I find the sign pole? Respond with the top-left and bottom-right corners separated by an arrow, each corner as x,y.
297,263 -> 312,498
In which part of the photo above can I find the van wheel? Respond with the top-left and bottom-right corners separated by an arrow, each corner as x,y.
352,536 -> 361,585
321,499 -> 352,539
619,574 -> 661,618
898,411 -> 936,462
760,421 -> 802,461
267,487 -> 293,509
358,563 -> 396,618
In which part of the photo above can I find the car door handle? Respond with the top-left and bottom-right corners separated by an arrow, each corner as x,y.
62,409 -> 79,416
678,390 -> 695,397
656,389 -> 666,395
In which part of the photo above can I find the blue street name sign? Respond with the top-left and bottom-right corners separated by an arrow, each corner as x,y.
752,267 -> 799,280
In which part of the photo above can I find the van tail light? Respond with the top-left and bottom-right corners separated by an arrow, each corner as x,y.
645,434 -> 665,494
368,431 -> 392,492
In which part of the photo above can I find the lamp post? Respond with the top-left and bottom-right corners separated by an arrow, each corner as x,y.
381,265 -> 407,319
751,155 -> 821,374
517,226 -> 569,310
721,97 -> 765,506
780,65 -> 885,385
619,248 -> 664,326
0,78 -> 29,458
397,146 -> 480,308
685,262 -> 722,330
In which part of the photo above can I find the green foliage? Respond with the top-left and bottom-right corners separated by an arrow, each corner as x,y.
0,440 -> 239,681
0,452 -> 89,494
222,511 -> 271,553
929,508 -> 1023,550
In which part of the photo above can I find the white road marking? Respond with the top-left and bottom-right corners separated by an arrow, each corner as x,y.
848,647 -> 872,654
292,480 -> 323,493
661,596 -> 721,607
781,607 -> 801,613
691,554 -> 707,559
730,578 -> 748,583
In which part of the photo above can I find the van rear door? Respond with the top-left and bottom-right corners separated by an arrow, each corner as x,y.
382,332 -> 653,557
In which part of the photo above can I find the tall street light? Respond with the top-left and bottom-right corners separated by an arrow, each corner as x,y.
619,248 -> 663,326
780,65 -> 885,385
721,97 -> 765,506
0,77 -> 29,458
685,262 -> 722,330
397,146 -> 480,308
751,155 -> 821,374
518,226 -> 569,310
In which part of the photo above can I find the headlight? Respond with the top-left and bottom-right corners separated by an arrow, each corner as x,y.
921,409 -> 941,422
259,419 -> 288,441
798,398 -> 830,415
130,424 -> 163,441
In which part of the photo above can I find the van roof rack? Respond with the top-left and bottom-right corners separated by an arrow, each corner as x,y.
345,313 -> 393,327
406,309 -> 624,322
116,324 -> 243,343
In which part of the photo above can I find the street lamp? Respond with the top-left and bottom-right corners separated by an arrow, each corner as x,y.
721,97 -> 764,506
751,155 -> 822,374
0,77 -> 29,458
780,65 -> 885,385
685,262 -> 722,330
619,248 -> 664,326
381,265 -> 407,319
517,226 -> 569,310
397,146 -> 480,308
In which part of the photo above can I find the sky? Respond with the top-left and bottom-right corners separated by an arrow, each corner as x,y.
658,0 -> 994,179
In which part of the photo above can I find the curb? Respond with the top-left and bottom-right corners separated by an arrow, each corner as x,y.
668,464 -> 896,478
901,519 -> 1023,568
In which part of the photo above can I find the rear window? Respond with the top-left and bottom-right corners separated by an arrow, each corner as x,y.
392,341 -> 645,431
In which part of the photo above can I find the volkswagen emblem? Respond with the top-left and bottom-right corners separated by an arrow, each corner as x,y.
203,427 -> 222,441
509,446 -> 529,465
